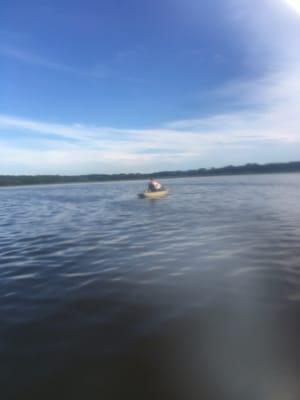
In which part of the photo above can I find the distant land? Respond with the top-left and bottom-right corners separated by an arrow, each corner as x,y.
1,161 -> 300,187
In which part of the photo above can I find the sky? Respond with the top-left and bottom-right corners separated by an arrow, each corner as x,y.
0,0 -> 300,175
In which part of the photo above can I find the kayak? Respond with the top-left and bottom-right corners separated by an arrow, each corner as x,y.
138,189 -> 168,199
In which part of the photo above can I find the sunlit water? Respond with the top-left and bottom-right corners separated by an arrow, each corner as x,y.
1,174 -> 300,399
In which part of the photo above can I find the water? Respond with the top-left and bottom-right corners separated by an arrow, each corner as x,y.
1,174 -> 300,399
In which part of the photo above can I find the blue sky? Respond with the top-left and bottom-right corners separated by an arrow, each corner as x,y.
1,0 -> 300,174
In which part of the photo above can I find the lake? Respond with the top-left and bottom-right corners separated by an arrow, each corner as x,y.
1,174 -> 300,399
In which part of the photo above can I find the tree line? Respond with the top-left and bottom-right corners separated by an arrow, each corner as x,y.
1,161 -> 300,187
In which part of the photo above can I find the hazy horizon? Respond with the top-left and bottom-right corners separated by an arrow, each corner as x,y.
1,160 -> 300,179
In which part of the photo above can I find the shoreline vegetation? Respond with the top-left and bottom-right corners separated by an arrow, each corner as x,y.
1,161 -> 300,187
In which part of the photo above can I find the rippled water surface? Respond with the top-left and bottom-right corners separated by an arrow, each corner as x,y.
1,174 -> 300,399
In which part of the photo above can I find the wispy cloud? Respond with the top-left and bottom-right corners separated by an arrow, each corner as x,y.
168,67 -> 300,141
0,45 -> 144,81
1,60 -> 300,174
0,46 -> 110,79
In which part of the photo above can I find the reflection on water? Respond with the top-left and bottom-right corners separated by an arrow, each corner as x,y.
1,174 -> 300,399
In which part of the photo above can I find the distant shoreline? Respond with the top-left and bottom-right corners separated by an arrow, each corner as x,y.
1,161 -> 300,187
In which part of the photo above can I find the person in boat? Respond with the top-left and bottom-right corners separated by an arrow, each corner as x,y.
148,177 -> 163,192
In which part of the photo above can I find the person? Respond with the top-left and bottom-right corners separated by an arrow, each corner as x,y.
148,177 -> 163,192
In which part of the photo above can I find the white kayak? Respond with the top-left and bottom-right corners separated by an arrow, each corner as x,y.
138,189 -> 168,199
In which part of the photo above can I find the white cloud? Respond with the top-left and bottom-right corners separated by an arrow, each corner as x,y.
169,67 -> 300,143
1,64 -> 300,174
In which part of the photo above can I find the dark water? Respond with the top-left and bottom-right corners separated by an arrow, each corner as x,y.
1,174 -> 300,399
